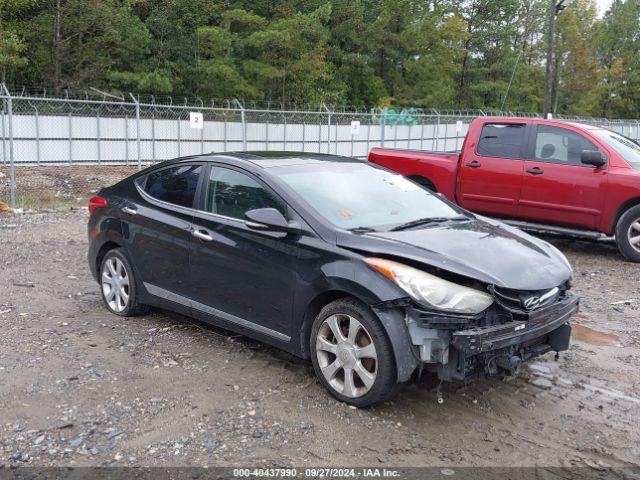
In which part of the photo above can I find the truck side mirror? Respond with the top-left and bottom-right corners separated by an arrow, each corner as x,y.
581,150 -> 606,168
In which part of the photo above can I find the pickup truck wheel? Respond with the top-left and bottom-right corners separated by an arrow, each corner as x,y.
407,175 -> 436,192
310,298 -> 399,407
615,205 -> 640,262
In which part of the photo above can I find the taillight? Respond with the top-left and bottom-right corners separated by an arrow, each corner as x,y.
88,196 -> 107,214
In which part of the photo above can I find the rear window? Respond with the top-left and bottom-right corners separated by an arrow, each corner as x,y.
144,165 -> 201,208
476,123 -> 526,159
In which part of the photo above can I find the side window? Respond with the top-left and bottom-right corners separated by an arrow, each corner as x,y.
476,123 -> 526,159
144,165 -> 201,208
534,126 -> 598,165
206,167 -> 287,220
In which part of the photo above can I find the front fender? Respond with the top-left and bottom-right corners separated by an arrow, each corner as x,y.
372,306 -> 420,383
322,262 -> 419,382
294,259 -> 417,382
321,259 -> 407,304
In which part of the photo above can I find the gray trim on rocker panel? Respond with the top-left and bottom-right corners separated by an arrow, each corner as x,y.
144,283 -> 291,342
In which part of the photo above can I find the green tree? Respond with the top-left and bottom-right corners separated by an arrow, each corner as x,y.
393,8 -> 467,108
554,0 -> 600,115
592,0 -> 640,117
195,9 -> 266,99
0,31 -> 27,83
326,0 -> 386,107
0,0 -> 34,83
3,0 -> 640,116
139,0 -> 222,95
15,0 -> 153,92
242,4 -> 338,104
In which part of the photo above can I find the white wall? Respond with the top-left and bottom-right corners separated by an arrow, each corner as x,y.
1,112 -> 470,164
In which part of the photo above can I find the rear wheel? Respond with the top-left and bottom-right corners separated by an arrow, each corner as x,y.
407,175 -> 436,192
99,248 -> 149,316
615,205 -> 640,262
310,298 -> 399,407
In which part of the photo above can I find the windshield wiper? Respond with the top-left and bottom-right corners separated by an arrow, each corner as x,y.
348,226 -> 378,234
389,215 -> 469,232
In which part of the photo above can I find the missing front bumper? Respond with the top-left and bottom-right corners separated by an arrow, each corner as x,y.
437,293 -> 578,381
451,292 -> 578,356
406,292 -> 578,382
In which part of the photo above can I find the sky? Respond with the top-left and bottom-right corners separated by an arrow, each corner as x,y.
595,0 -> 613,16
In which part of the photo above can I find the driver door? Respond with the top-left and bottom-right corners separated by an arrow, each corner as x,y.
518,124 -> 606,230
188,165 -> 300,341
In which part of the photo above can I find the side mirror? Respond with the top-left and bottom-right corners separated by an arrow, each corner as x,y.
244,208 -> 302,234
581,150 -> 606,168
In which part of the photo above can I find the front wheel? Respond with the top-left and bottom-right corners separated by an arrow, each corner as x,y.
310,298 -> 399,407
615,205 -> 640,262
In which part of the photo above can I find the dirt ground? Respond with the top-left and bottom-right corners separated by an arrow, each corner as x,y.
1,210 -> 639,474
0,166 -> 139,210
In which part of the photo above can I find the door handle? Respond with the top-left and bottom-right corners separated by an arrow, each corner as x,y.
121,206 -> 137,215
525,167 -> 544,175
465,161 -> 481,168
192,229 -> 213,242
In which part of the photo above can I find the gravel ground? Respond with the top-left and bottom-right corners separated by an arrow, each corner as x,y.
0,166 -> 138,210
0,210 -> 639,473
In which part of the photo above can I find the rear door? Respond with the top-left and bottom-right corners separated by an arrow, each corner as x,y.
188,164 -> 300,341
518,124 -> 606,230
457,122 -> 527,218
121,163 -> 203,299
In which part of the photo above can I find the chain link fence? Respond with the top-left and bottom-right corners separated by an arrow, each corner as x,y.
2,84 -> 640,210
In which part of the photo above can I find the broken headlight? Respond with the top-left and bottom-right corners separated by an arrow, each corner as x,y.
365,257 -> 494,315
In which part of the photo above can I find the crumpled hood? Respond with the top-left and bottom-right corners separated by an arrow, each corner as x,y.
337,216 -> 572,291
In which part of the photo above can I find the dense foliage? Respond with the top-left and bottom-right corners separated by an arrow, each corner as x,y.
1,0 -> 639,117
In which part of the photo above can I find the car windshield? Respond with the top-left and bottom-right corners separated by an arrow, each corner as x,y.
592,129 -> 640,170
271,161 -> 462,230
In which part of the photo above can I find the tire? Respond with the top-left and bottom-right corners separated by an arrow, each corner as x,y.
99,248 -> 149,316
615,205 -> 640,262
407,175 -> 436,192
310,298 -> 400,407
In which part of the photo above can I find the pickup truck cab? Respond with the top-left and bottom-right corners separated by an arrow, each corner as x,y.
369,117 -> 640,261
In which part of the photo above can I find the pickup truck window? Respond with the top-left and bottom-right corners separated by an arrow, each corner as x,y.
534,125 -> 598,166
476,123 -> 526,159
592,129 -> 640,170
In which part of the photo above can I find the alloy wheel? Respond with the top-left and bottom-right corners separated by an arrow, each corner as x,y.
628,218 -> 640,253
315,314 -> 378,398
101,256 -> 130,313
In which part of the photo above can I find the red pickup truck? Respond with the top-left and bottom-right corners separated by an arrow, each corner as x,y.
369,117 -> 640,261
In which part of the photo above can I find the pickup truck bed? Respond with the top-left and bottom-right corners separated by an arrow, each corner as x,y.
369,148 -> 460,200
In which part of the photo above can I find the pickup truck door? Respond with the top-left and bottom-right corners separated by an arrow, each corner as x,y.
457,122 -> 527,218
518,124 -> 606,230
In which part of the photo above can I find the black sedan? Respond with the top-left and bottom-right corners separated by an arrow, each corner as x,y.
88,152 -> 578,407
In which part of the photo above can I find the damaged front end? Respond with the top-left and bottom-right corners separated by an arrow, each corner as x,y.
376,283 -> 577,384
338,214 -> 578,387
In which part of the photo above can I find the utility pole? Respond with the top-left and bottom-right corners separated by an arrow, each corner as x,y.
543,0 -> 571,118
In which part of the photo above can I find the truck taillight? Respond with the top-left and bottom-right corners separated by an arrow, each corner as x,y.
88,196 -> 107,214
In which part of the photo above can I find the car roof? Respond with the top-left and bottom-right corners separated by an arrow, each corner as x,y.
174,151 -> 363,169
563,122 -> 606,131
